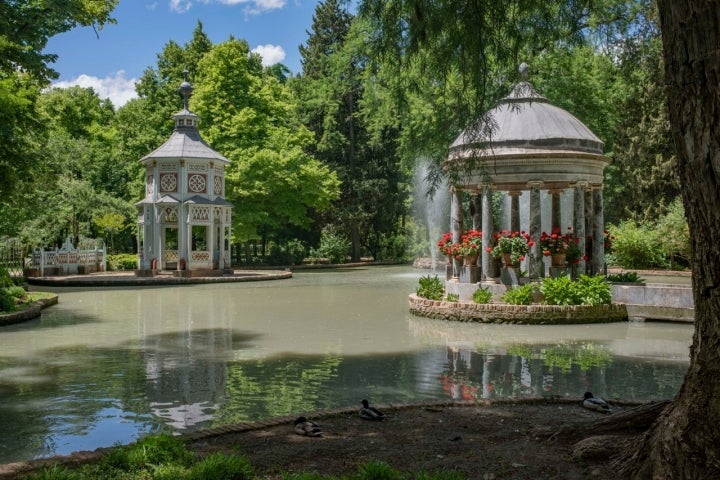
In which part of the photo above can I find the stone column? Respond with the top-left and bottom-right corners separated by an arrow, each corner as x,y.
472,194 -> 482,231
573,182 -> 588,276
450,187 -> 463,280
509,191 -> 521,233
481,183 -> 494,281
179,160 -> 187,269
528,181 -> 544,278
550,188 -> 562,229
584,188 -> 593,262
592,185 -> 605,275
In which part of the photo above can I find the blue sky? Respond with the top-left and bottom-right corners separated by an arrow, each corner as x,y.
45,0 -> 323,107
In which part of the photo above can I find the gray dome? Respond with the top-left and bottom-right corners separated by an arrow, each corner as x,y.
450,81 -> 604,155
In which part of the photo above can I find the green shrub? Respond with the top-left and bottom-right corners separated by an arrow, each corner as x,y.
541,276 -> 580,305
315,227 -> 350,264
501,284 -> 535,305
186,453 -> 254,480
445,293 -> 459,302
416,275 -> 444,300
0,289 -> 15,312
0,265 -> 13,288
107,253 -> 138,271
268,239 -> 307,266
24,464 -> 79,480
575,275 -> 611,305
607,221 -> 668,269
472,287 -> 493,304
606,271 -> 644,283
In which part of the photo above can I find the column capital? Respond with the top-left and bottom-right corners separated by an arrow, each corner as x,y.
507,190 -> 523,197
477,182 -> 494,191
590,183 -> 604,191
527,180 -> 544,189
572,180 -> 590,189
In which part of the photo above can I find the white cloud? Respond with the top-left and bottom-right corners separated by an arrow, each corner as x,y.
169,0 -> 192,13
186,1 -> 286,15
52,71 -> 138,108
252,44 -> 286,66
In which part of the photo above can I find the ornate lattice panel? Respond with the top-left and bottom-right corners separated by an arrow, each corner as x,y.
214,176 -> 222,195
160,173 -> 178,193
191,205 -> 211,222
187,174 -> 207,193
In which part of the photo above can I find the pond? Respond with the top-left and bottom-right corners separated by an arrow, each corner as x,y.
0,266 -> 692,464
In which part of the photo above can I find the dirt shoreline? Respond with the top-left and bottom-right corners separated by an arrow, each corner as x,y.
1,398 -> 655,479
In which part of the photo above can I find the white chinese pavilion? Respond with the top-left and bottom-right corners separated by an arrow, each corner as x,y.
136,72 -> 233,276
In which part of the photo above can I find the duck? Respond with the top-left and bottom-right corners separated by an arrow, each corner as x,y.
359,399 -> 385,421
294,416 -> 323,437
582,392 -> 612,413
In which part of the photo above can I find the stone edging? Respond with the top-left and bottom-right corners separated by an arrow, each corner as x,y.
0,296 -> 58,327
408,294 -> 628,324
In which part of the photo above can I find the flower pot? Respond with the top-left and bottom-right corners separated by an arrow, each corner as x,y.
502,253 -> 518,267
551,253 -> 566,266
463,254 -> 478,266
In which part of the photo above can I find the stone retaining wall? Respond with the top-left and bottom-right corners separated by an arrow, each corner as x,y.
0,296 -> 58,327
408,294 -> 628,324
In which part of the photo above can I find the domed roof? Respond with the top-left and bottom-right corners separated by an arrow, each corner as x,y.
450,80 -> 604,156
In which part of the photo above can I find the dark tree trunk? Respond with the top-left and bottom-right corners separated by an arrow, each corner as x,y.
619,1 -> 720,478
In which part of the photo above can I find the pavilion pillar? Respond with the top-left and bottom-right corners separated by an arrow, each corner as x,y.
550,188 -> 562,229
591,185 -> 605,275
472,194 -> 482,231
509,191 -> 521,233
528,181 -> 543,278
480,183 -> 494,281
450,187 -> 463,280
178,159 -> 187,270
584,188 -> 593,262
573,181 -> 588,276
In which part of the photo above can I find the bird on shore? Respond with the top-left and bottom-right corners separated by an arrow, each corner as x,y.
582,392 -> 612,413
359,399 -> 385,421
294,416 -> 323,437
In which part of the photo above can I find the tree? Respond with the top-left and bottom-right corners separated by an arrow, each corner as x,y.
191,39 -> 340,246
617,1 -> 720,478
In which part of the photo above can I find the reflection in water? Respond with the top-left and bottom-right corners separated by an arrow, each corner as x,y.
0,266 -> 693,464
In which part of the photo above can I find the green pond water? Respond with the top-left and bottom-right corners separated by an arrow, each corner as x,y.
0,266 -> 692,464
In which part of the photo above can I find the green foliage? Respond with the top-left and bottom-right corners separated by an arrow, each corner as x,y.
501,284 -> 535,305
0,288 -> 15,312
313,227 -> 350,264
606,271 -> 644,283
268,239 -> 308,266
541,275 -> 611,306
355,460 -> 403,480
445,293 -> 459,302
416,275 -> 444,301
472,287 -> 493,304
607,221 -> 668,269
0,265 -> 13,288
185,453 -> 254,480
575,275 -> 612,306
652,198 -> 691,268
98,434 -> 194,473
107,253 -> 138,271
540,276 -> 580,306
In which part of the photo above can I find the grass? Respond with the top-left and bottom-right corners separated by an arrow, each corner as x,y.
23,435 -> 466,480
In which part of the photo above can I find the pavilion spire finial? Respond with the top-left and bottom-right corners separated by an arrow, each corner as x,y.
179,68 -> 193,111
519,62 -> 529,81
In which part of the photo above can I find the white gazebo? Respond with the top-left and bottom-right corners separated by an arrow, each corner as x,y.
136,73 -> 233,276
445,64 -> 610,283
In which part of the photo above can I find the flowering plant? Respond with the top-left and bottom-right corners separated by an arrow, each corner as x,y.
457,229 -> 483,256
540,227 -> 583,264
603,229 -> 615,253
488,230 -> 532,265
437,232 -> 455,256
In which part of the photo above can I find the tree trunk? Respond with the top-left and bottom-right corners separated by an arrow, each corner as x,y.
619,1 -> 720,478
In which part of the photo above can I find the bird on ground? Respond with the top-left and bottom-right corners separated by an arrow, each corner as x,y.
582,392 -> 612,413
294,416 -> 323,437
359,399 -> 385,421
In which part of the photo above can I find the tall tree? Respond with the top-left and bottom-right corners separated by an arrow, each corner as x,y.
618,1 -> 720,477
191,39 -> 340,245
298,1 -> 409,260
